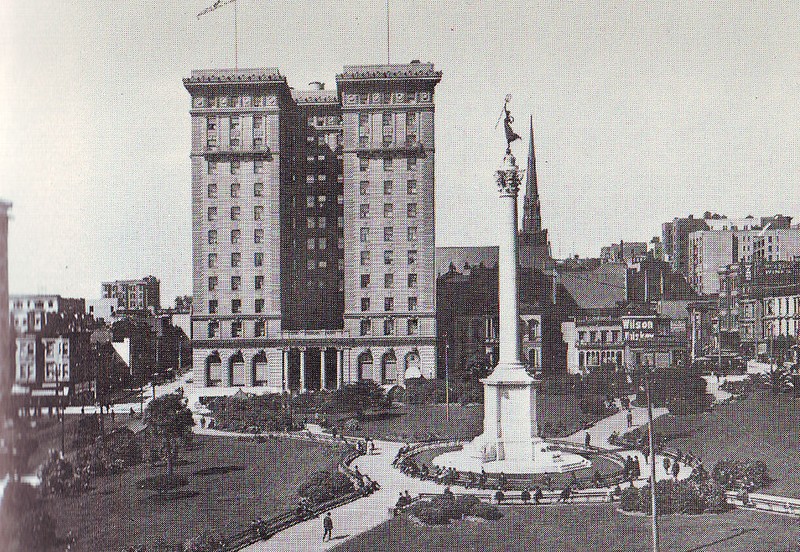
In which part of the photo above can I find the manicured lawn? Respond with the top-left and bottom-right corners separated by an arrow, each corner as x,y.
333,503 -> 799,552
342,393 -> 600,442
645,390 -> 800,498
44,435 -> 347,551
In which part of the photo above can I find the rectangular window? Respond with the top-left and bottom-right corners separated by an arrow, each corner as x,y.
231,252 -> 241,267
208,230 -> 218,245
208,300 -> 218,314
383,135 -> 392,147
307,238 -> 315,250
254,205 -> 264,220
406,111 -> 417,128
254,182 -> 263,197
306,195 -> 315,208
384,297 -> 394,311
407,157 -> 417,170
255,299 -> 264,313
407,180 -> 417,194
407,318 -> 419,335
360,204 -> 370,218
384,227 -> 393,242
383,180 -> 393,195
231,320 -> 242,337
408,273 -> 418,288
230,182 -> 240,197
407,203 -> 417,218
231,299 -> 241,314
254,319 -> 266,337
361,298 -> 370,312
384,273 -> 394,288
207,206 -> 217,221
384,250 -> 393,265
307,216 -> 316,229
318,237 -> 327,250
361,251 -> 371,266
360,158 -> 369,171
407,250 -> 417,265
361,274 -> 370,288
253,137 -> 263,149
360,181 -> 369,195
408,296 -> 417,311
360,318 -> 370,336
407,227 -> 418,241
207,321 -> 218,338
230,116 -> 240,130
306,174 -> 315,184
231,276 -> 241,291
383,157 -> 392,171
231,229 -> 240,244
208,183 -> 218,198
208,253 -> 217,268
207,117 -> 217,131
254,228 -> 264,244
254,252 -> 263,267
384,317 -> 395,336
253,115 -> 262,129
208,161 -> 217,174
255,275 -> 264,290
318,217 -> 326,229
231,161 -> 240,174
231,206 -> 241,220
406,133 -> 417,147
254,159 -> 263,173
382,112 -> 393,126
208,276 -> 218,291
307,258 -> 316,270
360,227 -> 369,242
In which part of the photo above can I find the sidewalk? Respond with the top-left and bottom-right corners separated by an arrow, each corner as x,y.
243,440 -> 442,551
563,401 -> 668,450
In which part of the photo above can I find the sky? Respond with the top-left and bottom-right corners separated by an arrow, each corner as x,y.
1,1 -> 799,303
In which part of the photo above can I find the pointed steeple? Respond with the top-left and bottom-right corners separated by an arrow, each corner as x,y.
522,115 -> 542,233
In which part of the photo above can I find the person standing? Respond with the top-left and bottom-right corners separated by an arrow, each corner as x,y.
626,409 -> 634,428
584,432 -> 591,448
322,512 -> 333,542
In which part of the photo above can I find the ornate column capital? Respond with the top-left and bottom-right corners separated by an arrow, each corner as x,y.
496,151 -> 522,197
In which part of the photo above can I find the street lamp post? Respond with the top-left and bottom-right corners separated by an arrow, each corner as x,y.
645,368 -> 660,552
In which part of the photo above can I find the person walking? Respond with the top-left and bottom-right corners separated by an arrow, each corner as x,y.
322,512 -> 333,542
584,432 -> 591,448
626,409 -> 633,428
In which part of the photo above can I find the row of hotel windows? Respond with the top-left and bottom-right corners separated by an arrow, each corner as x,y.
208,230 -> 269,246
208,272 -> 267,287
358,273 -> 418,290
205,317 -> 418,339
360,249 -> 418,266
360,317 -> 419,336
356,204 -> 418,220
361,296 -> 418,312
208,182 -> 265,198
207,116 -> 266,149
360,157 -> 417,171
361,180 -> 417,195
209,160 -> 267,175
208,299 -> 272,314
208,206 -> 265,221
357,226 -> 417,243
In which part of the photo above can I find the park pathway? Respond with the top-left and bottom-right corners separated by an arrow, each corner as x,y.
243,439 -> 442,552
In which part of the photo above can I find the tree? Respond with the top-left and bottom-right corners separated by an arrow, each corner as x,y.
144,391 -> 194,477
766,364 -> 793,393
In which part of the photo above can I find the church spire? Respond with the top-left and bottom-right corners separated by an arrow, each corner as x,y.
522,115 -> 542,233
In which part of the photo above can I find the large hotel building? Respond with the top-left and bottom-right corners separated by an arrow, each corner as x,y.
184,62 -> 441,391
